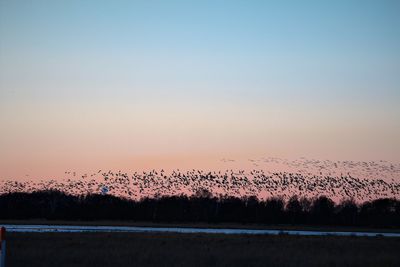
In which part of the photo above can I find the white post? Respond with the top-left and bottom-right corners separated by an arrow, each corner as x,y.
0,227 -> 5,267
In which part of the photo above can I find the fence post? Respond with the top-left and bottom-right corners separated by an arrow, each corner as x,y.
0,227 -> 5,267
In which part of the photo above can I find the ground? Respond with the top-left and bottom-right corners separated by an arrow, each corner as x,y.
6,232 -> 400,267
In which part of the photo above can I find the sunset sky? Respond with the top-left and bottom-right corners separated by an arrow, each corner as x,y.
1,0 -> 399,180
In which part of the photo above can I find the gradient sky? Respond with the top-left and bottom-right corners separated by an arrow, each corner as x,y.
1,0 -> 400,179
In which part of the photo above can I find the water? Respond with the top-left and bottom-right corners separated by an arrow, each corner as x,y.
1,224 -> 400,237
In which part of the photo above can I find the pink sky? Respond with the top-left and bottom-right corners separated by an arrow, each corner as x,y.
1,99 -> 399,181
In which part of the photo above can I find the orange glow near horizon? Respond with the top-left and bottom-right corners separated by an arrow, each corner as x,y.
1,98 -> 399,181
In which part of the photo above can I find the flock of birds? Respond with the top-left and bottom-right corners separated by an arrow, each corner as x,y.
223,157 -> 400,181
1,157 -> 399,202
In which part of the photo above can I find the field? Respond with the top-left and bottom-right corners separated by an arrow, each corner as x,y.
6,232 -> 400,267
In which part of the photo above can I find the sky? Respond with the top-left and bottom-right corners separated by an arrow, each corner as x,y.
1,0 -> 400,180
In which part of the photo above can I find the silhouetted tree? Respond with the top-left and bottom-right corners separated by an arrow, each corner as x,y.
0,190 -> 399,228
335,199 -> 358,226
286,196 -> 303,224
311,196 -> 335,225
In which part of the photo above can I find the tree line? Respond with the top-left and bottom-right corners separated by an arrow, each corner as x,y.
0,190 -> 399,228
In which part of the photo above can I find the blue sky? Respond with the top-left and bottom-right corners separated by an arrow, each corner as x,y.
2,0 -> 399,102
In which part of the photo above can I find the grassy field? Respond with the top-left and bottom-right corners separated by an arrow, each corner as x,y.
5,232 -> 400,267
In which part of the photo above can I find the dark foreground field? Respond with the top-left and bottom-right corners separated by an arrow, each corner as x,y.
7,232 -> 400,267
